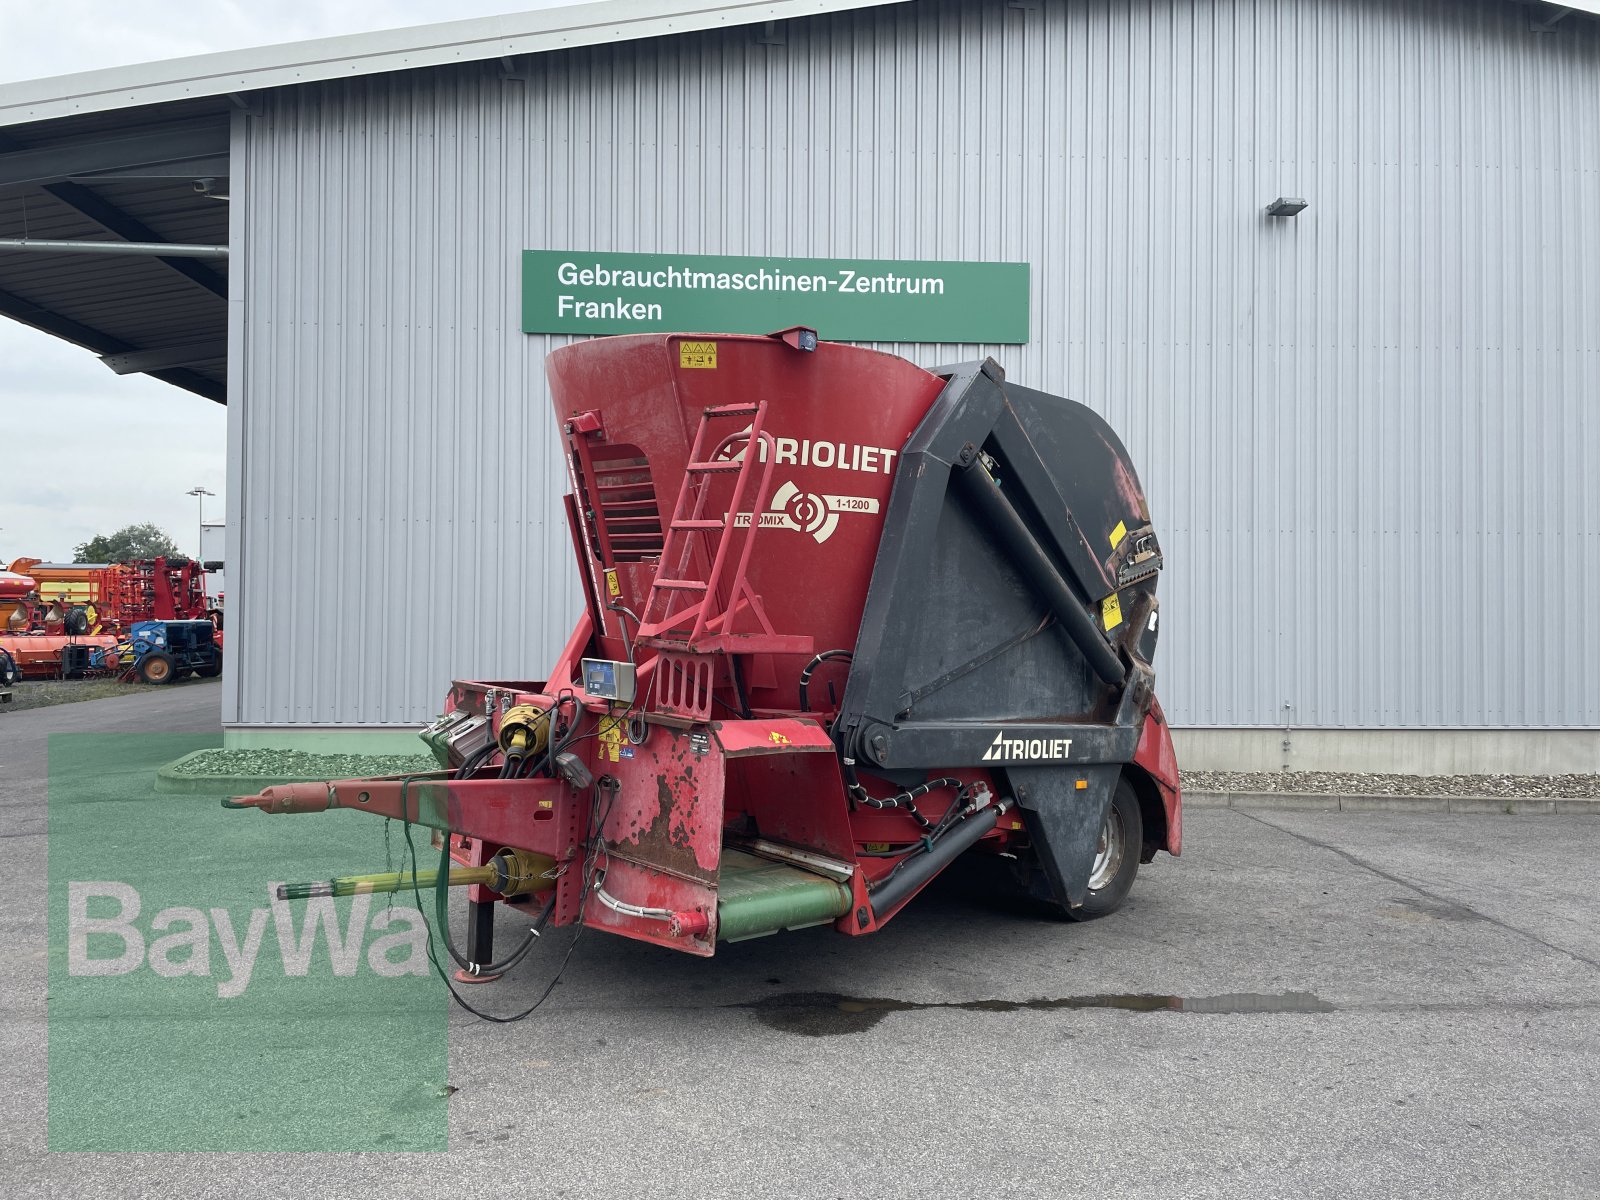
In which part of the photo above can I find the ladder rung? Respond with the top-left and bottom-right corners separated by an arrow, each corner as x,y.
704,404 -> 761,418
671,519 -> 725,531
653,579 -> 708,591
686,461 -> 743,473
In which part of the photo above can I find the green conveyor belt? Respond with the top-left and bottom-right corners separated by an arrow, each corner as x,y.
716,849 -> 853,942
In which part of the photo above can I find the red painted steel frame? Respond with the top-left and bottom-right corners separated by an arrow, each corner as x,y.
1132,697 -> 1183,855
230,333 -> 1181,959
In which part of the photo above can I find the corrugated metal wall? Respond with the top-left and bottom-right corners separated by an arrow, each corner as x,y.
227,0 -> 1600,730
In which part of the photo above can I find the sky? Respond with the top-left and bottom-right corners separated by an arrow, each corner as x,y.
0,0 -> 574,562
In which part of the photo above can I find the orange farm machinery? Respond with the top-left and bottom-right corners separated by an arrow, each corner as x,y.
230,332 -> 1180,993
1,556 -> 213,680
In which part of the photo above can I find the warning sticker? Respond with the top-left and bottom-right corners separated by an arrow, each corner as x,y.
679,341 -> 718,369
604,568 -> 620,598
1101,592 -> 1123,632
598,716 -> 623,763
1109,520 -> 1127,549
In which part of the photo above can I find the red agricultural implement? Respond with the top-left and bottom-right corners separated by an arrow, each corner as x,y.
0,556 -> 213,680
230,332 -> 1180,985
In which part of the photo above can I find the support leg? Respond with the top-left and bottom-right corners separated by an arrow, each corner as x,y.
453,890 -> 502,984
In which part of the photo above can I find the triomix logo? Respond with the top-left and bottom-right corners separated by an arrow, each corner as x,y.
67,881 -> 431,998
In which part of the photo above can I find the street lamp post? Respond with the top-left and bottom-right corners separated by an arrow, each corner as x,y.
186,487 -> 214,561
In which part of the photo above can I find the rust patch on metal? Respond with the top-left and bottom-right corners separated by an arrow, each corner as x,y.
603,743 -> 721,884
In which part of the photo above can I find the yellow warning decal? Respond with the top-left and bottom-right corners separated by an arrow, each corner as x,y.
679,341 -> 718,369
1102,592 -> 1123,632
767,730 -> 791,745
597,715 -> 624,764
1110,520 -> 1127,549
864,842 -> 891,853
604,568 -> 620,598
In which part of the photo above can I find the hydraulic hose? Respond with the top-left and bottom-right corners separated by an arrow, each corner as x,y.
868,799 -> 1012,919
798,649 -> 853,713
433,836 -> 553,978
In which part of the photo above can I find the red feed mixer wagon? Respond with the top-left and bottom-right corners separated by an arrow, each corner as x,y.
231,331 -> 1180,977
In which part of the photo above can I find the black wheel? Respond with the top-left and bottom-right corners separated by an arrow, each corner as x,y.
0,649 -> 17,688
196,658 -> 222,678
136,651 -> 176,685
64,607 -> 89,635
1010,775 -> 1144,921
1065,777 -> 1144,921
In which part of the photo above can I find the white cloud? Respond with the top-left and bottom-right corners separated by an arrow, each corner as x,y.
0,321 -> 225,561
0,1 -> 579,563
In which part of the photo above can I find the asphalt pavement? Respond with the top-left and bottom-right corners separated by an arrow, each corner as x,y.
3,686 -> 1597,1198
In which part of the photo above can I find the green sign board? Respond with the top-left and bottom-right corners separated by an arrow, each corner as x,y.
522,250 -> 1029,343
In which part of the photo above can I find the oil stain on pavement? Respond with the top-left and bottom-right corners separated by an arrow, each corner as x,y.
735,990 -> 1335,1036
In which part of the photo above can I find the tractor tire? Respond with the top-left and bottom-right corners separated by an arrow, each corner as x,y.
137,651 -> 177,686
0,649 -> 17,688
64,607 -> 89,635
196,658 -> 222,678
1010,775 -> 1144,921
1064,777 -> 1144,921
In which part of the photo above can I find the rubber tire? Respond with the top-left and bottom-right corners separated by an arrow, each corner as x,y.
196,659 -> 222,678
0,650 -> 17,688
64,608 -> 89,635
1064,777 -> 1144,921
137,651 -> 176,686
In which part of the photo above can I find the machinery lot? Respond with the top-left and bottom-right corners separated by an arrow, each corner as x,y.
2,689 -> 1596,1199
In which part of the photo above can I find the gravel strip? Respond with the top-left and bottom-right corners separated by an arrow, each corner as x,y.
1182,770 -> 1600,798
168,753 -> 1600,798
167,748 -> 438,779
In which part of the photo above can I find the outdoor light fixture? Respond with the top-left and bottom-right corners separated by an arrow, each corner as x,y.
186,486 -> 215,559
1266,197 -> 1308,217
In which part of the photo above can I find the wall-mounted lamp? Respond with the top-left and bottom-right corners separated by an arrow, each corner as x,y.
1266,197 -> 1308,217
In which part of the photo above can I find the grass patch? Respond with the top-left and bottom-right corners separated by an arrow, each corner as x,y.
2,677 -> 183,713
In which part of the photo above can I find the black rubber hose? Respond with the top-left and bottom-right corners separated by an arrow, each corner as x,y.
433,836 -> 551,976
798,649 -> 853,712
869,804 -> 1005,919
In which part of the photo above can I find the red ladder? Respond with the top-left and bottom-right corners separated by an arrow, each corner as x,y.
638,402 -> 812,657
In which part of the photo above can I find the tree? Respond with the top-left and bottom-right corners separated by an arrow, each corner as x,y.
73,523 -> 184,564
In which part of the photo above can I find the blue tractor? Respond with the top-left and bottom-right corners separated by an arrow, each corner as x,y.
94,620 -> 222,685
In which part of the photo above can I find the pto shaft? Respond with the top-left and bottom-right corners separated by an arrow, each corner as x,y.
276,848 -> 557,901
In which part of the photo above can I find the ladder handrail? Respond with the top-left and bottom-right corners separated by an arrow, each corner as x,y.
692,429 -> 777,643
640,403 -> 779,646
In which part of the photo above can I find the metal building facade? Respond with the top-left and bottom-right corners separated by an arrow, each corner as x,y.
225,0 -> 1600,733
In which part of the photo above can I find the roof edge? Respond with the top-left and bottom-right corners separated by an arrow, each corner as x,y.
0,0 -> 910,128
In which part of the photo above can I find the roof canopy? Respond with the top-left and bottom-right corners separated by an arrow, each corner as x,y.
0,0 -> 901,403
